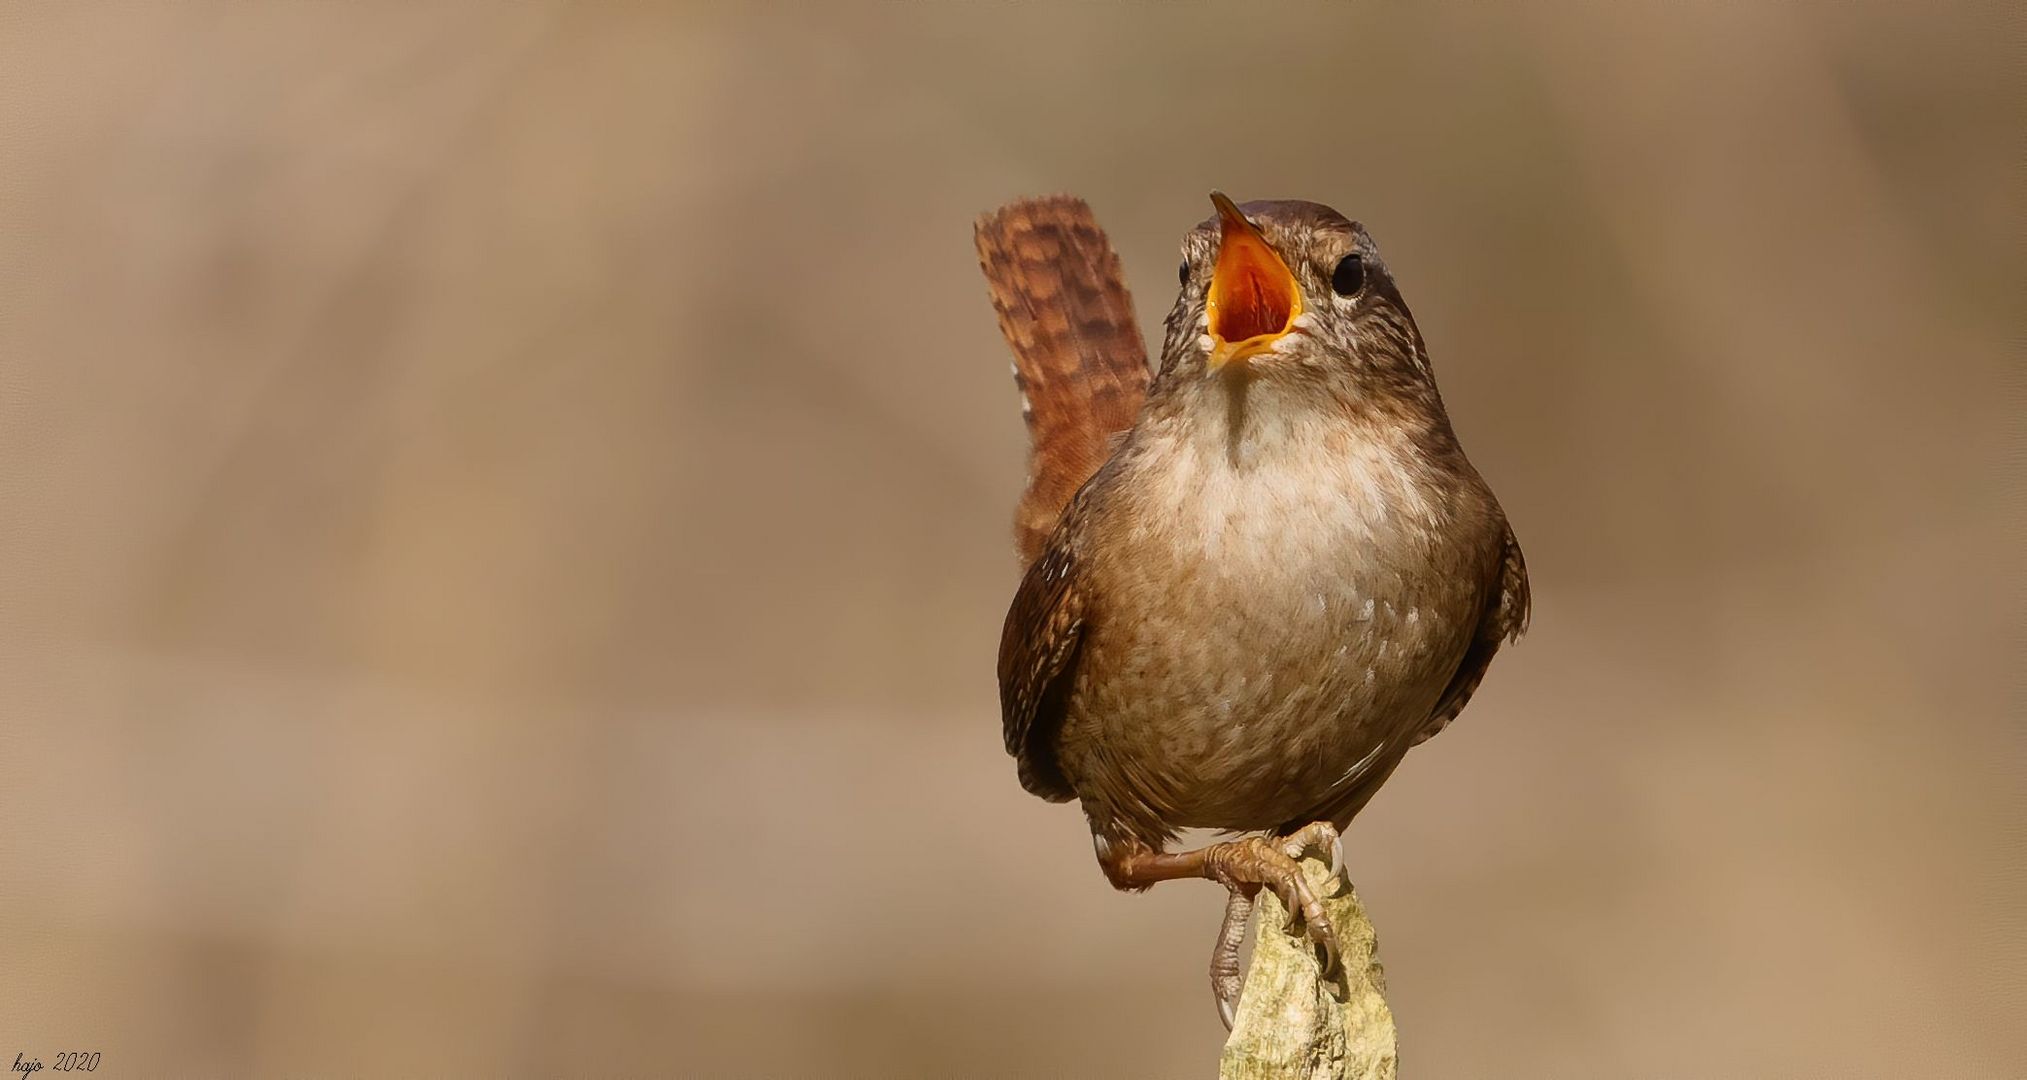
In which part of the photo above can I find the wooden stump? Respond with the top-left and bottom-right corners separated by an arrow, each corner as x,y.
1219,856 -> 1398,1080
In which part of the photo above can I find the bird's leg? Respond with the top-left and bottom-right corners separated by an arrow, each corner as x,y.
1098,826 -> 1346,1023
1209,885 -> 1257,1030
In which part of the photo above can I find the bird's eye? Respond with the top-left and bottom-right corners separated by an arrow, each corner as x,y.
1178,259 -> 1190,286
1331,254 -> 1365,297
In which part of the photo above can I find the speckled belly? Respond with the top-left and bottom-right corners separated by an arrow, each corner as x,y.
1066,574 -> 1472,833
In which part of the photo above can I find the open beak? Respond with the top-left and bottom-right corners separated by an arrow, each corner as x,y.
1205,192 -> 1303,371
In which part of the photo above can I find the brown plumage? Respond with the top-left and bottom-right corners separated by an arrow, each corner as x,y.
980,193 -> 1529,1026
974,196 -> 1152,565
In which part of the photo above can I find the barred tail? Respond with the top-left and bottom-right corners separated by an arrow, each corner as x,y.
974,196 -> 1151,567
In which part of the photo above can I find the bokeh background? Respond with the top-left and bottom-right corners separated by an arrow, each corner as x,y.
1,2 -> 2019,1076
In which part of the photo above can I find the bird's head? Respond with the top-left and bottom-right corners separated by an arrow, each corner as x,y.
1163,193 -> 1430,392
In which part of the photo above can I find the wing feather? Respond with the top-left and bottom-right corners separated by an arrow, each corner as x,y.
996,536 -> 1086,801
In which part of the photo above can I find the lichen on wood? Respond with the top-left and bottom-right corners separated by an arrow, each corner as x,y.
1219,855 -> 1398,1080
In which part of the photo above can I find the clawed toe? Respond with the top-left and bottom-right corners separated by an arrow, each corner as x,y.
1307,914 -> 1342,978
1279,821 -> 1348,890
1279,875 -> 1341,978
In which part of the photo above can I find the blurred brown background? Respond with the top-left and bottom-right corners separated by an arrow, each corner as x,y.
1,2 -> 2019,1077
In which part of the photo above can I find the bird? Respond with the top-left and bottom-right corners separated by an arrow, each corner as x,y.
975,192 -> 1530,1026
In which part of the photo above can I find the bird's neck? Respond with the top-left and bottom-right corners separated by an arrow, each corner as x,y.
1144,370 -> 1445,475
1113,372 -> 1463,556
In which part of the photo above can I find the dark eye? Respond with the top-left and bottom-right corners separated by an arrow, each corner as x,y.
1331,254 -> 1365,297
1178,259 -> 1190,286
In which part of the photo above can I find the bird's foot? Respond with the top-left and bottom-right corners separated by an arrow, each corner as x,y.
1202,828 -> 1346,1026
1094,824 -> 1349,1027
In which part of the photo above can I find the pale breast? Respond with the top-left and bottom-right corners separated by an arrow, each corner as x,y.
1061,414 -> 1489,834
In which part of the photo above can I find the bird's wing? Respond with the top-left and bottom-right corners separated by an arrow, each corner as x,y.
996,534 -> 1086,802
975,196 -> 1150,568
1412,523 -> 1530,748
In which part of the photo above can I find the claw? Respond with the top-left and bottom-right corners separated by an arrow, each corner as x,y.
1283,872 -> 1343,979
1316,933 -> 1342,979
1278,882 -> 1305,936
1217,993 -> 1236,1031
1280,821 -> 1345,889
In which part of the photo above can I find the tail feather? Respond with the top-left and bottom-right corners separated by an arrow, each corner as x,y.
974,196 -> 1151,567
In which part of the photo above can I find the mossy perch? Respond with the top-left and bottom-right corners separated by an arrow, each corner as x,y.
1220,855 -> 1397,1080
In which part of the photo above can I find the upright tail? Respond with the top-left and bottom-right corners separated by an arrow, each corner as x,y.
974,196 -> 1151,567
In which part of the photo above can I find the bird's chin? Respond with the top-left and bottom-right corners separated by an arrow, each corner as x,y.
1201,320 -> 1313,374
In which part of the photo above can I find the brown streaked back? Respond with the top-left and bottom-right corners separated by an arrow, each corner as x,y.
975,196 -> 1151,567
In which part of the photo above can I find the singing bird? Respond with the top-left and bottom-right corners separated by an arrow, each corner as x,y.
976,194 -> 1529,1025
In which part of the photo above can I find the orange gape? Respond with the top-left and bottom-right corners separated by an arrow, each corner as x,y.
1214,269 -> 1292,342
974,196 -> 1152,568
